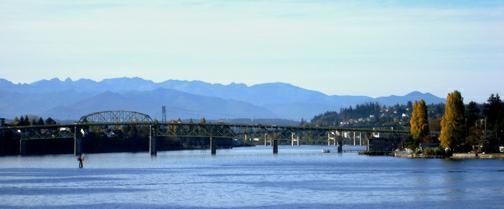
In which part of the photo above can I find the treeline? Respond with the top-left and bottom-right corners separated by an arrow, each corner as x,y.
409,91 -> 503,153
311,91 -> 503,154
10,115 -> 57,126
311,102 -> 445,129
312,103 -> 397,126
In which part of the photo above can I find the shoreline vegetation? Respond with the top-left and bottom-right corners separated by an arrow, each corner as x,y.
394,91 -> 504,159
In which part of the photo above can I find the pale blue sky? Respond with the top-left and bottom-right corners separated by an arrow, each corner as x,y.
0,0 -> 503,101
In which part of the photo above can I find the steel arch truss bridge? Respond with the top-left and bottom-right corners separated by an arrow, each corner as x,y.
0,110 -> 410,156
1,111 -> 409,139
79,111 -> 153,124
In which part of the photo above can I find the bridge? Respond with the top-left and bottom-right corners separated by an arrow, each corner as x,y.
0,110 -> 409,156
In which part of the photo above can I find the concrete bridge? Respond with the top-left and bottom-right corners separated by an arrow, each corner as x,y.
0,111 -> 409,156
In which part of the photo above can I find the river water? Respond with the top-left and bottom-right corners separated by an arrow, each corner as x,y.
1,146 -> 503,209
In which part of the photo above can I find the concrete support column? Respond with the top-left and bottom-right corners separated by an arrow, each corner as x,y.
359,132 -> 362,146
297,136 -> 300,146
291,133 -> 295,146
74,126 -> 82,156
273,139 -> 278,154
337,136 -> 343,153
366,133 -> 370,152
335,131 -> 338,146
19,139 -> 27,156
210,136 -> 216,155
264,133 -> 268,146
149,125 -> 157,156
353,132 -> 356,146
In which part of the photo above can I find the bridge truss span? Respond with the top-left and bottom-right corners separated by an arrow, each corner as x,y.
79,110 -> 153,124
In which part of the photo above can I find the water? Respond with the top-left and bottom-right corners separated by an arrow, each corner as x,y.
1,146 -> 504,209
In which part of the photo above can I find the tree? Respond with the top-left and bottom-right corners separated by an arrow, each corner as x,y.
464,101 -> 483,151
483,94 -> 504,152
440,91 -> 466,152
410,100 -> 430,144
19,116 -> 27,126
13,117 -> 20,126
37,117 -> 45,125
24,115 -> 30,125
45,117 -> 57,125
465,101 -> 481,129
484,94 -> 503,126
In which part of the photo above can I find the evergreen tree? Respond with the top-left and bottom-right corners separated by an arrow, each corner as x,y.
464,101 -> 483,151
24,115 -> 30,125
484,94 -> 503,127
410,100 -> 430,143
37,117 -> 45,125
465,102 -> 480,129
19,116 -> 27,126
483,94 -> 504,151
45,117 -> 57,125
440,91 -> 466,152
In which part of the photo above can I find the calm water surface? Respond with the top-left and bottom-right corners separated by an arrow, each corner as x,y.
1,146 -> 504,209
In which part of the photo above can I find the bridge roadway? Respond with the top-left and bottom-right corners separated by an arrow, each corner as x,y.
0,109 -> 408,156
0,121 -> 409,156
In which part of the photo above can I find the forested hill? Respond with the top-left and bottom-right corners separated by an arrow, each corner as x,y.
311,102 -> 446,130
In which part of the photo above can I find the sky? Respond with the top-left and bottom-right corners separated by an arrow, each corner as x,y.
0,0 -> 503,102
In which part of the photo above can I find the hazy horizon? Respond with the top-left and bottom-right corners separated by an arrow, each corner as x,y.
1,0 -> 503,102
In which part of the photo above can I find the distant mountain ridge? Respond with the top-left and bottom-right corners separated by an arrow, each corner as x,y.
0,77 -> 445,120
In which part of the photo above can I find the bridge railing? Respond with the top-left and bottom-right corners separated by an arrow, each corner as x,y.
0,121 -> 409,140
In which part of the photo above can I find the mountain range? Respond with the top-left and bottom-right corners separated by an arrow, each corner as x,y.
0,77 -> 445,121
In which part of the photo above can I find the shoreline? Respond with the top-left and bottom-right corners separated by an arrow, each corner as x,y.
393,151 -> 504,159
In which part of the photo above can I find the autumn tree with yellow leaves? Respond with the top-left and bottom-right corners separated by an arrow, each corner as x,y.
410,99 -> 430,144
440,91 -> 466,152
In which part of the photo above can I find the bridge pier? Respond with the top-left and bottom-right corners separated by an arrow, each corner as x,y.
272,139 -> 278,154
353,132 -> 356,146
337,135 -> 343,153
365,133 -> 370,152
19,139 -> 28,156
74,126 -> 82,156
149,125 -> 157,156
210,136 -> 216,155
